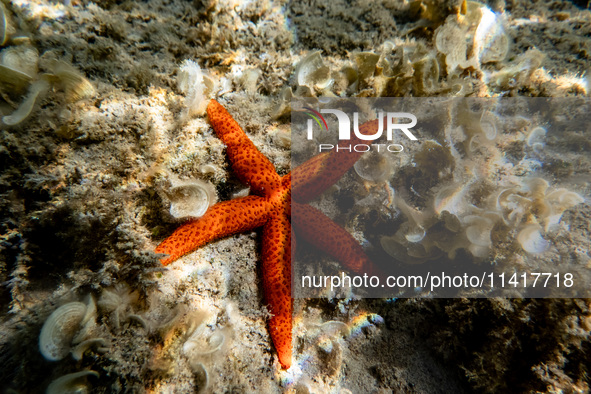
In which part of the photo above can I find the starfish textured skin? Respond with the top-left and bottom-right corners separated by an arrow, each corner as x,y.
156,99 -> 380,369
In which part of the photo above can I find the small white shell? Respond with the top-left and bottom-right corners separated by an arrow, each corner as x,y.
464,215 -> 495,248
231,187 -> 250,199
546,188 -> 585,209
272,127 -> 291,149
544,188 -> 585,231
517,224 -> 548,254
473,4 -> 509,63
0,46 -> 37,93
311,320 -> 350,337
72,295 -> 97,344
493,187 -> 517,212
405,225 -> 426,243
0,46 -> 38,78
526,126 -> 546,149
168,179 -> 217,219
46,371 -> 99,394
393,197 -> 429,244
468,243 -> 490,258
434,183 -> 468,216
480,111 -> 497,140
295,51 -> 331,90
505,193 -> 531,224
39,302 -> 87,361
353,151 -> 394,182
199,164 -> 217,175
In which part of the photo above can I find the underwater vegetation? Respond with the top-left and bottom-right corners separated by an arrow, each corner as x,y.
0,6 -> 95,128
0,0 -> 589,392
279,0 -> 588,105
374,100 -> 586,268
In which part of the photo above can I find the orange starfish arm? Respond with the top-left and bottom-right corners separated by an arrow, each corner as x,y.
261,211 -> 292,369
292,201 -> 378,276
156,99 -> 383,369
207,100 -> 281,196
156,196 -> 271,266
292,118 -> 385,203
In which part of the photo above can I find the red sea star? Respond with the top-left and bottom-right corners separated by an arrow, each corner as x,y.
156,99 -> 381,369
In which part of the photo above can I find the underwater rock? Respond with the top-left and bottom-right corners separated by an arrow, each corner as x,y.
409,0 -> 466,26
